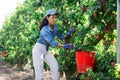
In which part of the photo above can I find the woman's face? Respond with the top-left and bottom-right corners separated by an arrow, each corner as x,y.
47,14 -> 57,26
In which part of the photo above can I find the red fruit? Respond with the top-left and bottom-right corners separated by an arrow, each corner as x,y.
111,62 -> 115,66
95,34 -> 99,38
104,29 -> 109,33
111,24 -> 115,29
93,13 -> 97,19
103,40 -> 109,45
2,52 -> 7,57
82,6 -> 87,12
110,13 -> 115,18
103,36 -> 106,40
95,34 -> 99,37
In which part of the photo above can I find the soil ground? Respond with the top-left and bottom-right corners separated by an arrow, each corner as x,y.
0,64 -> 66,80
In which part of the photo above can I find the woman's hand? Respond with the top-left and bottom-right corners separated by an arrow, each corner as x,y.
64,43 -> 74,49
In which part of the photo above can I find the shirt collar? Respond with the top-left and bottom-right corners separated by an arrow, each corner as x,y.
48,24 -> 56,32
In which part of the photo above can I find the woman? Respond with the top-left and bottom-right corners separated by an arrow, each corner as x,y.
32,9 -> 75,80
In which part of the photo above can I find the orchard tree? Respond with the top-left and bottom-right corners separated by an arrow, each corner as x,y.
0,0 -> 118,79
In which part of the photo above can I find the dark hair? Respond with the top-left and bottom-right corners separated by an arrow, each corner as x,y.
39,17 -> 48,30
39,15 -> 51,30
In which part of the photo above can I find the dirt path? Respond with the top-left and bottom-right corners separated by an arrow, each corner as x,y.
0,64 -> 34,80
0,64 -> 66,80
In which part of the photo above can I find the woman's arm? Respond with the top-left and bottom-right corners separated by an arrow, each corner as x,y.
57,43 -> 74,49
57,43 -> 64,48
57,29 -> 75,40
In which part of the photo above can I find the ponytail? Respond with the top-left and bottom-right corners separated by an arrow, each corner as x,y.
39,17 -> 48,30
39,15 -> 51,30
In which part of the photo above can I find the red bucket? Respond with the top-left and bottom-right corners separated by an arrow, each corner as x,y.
76,51 -> 95,73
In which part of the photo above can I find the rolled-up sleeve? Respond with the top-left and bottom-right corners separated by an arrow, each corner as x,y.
41,29 -> 58,47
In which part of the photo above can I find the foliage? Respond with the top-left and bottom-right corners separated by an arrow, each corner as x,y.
0,0 -> 117,79
114,64 -> 120,78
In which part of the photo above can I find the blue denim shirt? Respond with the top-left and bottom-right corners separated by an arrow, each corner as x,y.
37,24 -> 64,51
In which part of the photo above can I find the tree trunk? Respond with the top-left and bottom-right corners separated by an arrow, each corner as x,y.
65,71 -> 71,80
117,0 -> 120,63
65,70 -> 74,80
17,62 -> 23,71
